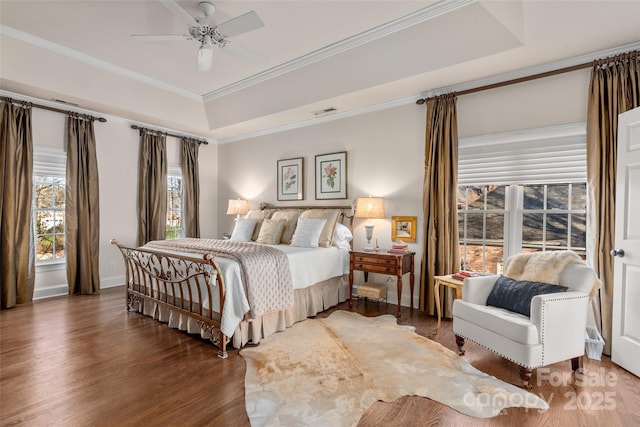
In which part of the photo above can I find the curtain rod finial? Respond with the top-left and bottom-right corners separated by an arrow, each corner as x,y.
416,98 -> 426,105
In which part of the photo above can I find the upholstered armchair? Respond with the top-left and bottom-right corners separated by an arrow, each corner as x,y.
452,251 -> 600,388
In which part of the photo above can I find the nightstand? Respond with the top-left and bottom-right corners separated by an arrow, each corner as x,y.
349,250 -> 415,317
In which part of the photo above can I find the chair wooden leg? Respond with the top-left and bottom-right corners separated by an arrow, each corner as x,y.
519,366 -> 533,390
455,335 -> 465,355
571,356 -> 584,374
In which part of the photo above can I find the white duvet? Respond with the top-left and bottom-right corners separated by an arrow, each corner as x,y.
143,243 -> 349,337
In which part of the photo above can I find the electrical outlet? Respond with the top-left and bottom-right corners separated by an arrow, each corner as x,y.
107,261 -> 116,271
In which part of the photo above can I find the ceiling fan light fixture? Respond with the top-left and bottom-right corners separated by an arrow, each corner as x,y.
197,36 -> 214,71
132,1 -> 266,70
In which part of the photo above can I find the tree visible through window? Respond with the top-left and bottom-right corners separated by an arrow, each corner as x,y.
166,174 -> 183,240
458,183 -> 587,274
457,185 -> 505,273
34,176 -> 65,263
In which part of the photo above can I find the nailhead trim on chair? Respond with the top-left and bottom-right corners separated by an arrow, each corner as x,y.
539,294 -> 588,366
455,293 -> 589,370
454,332 -> 541,370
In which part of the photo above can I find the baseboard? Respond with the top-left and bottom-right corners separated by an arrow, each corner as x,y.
101,275 -> 125,289
33,275 -> 125,300
33,285 -> 69,300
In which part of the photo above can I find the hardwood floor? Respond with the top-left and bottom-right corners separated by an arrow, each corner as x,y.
1,286 -> 638,426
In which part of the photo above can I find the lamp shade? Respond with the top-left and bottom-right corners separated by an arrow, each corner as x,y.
227,199 -> 249,216
354,197 -> 386,219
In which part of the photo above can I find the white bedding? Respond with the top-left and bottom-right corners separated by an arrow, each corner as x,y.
141,242 -> 349,337
270,244 -> 349,289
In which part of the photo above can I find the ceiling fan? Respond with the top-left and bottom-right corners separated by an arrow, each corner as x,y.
132,0 -> 267,71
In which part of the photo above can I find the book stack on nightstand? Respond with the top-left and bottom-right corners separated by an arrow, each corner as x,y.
451,270 -> 478,280
388,242 -> 408,254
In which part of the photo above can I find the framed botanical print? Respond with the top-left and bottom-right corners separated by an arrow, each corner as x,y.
315,151 -> 347,200
391,216 -> 417,242
277,157 -> 304,201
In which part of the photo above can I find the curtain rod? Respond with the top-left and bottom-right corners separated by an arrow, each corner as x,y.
131,124 -> 209,145
0,96 -> 107,122
416,50 -> 639,105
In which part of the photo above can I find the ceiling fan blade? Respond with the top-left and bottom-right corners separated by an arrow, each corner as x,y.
216,11 -> 264,38
131,34 -> 192,41
158,0 -> 199,27
221,41 -> 268,66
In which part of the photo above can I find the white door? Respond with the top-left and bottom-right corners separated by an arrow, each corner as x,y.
612,106 -> 640,377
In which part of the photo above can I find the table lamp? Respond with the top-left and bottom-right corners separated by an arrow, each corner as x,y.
354,196 -> 386,251
227,198 -> 249,220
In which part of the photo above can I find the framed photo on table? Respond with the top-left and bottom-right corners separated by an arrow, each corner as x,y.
277,157 -> 304,200
315,151 -> 347,199
392,216 -> 417,242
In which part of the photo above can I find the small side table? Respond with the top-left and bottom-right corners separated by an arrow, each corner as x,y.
349,250 -> 415,317
433,275 -> 464,335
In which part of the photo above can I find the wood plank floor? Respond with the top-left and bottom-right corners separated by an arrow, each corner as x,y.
1,286 -> 638,426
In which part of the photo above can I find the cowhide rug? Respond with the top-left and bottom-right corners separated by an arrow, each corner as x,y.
240,311 -> 548,426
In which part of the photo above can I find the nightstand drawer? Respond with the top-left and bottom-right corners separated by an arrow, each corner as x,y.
353,263 -> 396,274
353,255 -> 394,265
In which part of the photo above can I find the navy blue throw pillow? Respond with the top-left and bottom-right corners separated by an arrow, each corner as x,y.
486,275 -> 568,317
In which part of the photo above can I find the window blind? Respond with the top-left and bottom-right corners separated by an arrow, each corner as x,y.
168,164 -> 182,177
33,146 -> 66,177
458,123 -> 586,186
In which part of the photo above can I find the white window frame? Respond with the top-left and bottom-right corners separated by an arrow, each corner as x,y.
458,123 -> 588,273
458,185 -> 508,272
33,147 -> 66,268
167,165 -> 183,240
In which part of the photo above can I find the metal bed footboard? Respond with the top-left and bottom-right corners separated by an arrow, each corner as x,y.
111,239 -> 229,358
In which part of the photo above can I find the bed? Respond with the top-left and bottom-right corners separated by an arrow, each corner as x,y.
111,204 -> 354,358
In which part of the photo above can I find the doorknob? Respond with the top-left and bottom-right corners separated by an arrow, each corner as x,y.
610,249 -> 625,258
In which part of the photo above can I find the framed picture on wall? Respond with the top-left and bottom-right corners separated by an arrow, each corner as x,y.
277,157 -> 304,200
315,151 -> 347,200
391,216 -> 417,242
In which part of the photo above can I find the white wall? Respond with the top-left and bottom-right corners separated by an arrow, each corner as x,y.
28,105 -> 219,299
26,65 -> 591,305
217,69 -> 591,308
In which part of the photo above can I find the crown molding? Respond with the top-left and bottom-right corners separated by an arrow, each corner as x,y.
216,95 -> 419,144
203,0 -> 474,102
0,25 -> 202,101
1,1 -> 473,104
420,40 -> 640,99
219,39 -> 639,144
0,89 -> 212,143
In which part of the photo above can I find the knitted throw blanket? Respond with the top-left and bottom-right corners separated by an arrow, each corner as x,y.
145,238 -> 293,319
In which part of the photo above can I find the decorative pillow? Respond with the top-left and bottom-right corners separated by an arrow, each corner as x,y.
229,218 -> 257,242
270,209 -> 300,244
298,209 -> 340,248
290,218 -> 327,248
244,210 -> 273,241
332,222 -> 353,250
256,219 -> 286,245
486,275 -> 568,317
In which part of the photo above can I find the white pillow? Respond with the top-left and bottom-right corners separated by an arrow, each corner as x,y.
290,218 -> 327,248
230,218 -> 257,242
332,223 -> 353,244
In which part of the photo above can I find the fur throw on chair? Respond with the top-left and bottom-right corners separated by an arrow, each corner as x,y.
504,250 -> 601,298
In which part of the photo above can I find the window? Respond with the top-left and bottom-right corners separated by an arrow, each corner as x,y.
166,166 -> 183,240
457,124 -> 587,273
458,183 -> 587,273
521,183 -> 587,253
33,147 -> 66,265
457,185 -> 505,273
